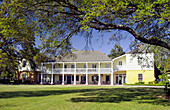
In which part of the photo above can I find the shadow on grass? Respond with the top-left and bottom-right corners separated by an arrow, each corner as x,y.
0,87 -> 169,106
71,88 -> 170,106
0,89 -> 99,98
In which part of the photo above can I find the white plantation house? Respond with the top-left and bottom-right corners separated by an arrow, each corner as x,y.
17,50 -> 155,85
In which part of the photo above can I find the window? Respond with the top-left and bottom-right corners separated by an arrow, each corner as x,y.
76,75 -> 79,81
92,76 -> 98,81
105,64 -> 110,68
22,61 -> 27,67
138,56 -> 143,65
92,76 -> 94,81
96,76 -> 98,81
119,61 -> 122,66
64,65 -> 67,71
92,64 -> 97,68
72,75 -> 78,81
72,75 -> 74,81
106,75 -> 110,81
64,75 -> 66,81
64,65 -> 67,68
92,64 -> 97,72
83,64 -> 86,68
71,64 -> 75,68
138,74 -> 143,81
53,64 -> 55,69
22,74 -> 26,80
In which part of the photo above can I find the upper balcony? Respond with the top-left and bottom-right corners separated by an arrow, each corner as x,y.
113,65 -> 127,71
42,68 -> 112,74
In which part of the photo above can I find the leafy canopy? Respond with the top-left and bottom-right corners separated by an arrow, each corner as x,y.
1,0 -> 169,52
0,0 -> 170,78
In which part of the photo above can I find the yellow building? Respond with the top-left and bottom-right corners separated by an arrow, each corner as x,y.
113,52 -> 155,84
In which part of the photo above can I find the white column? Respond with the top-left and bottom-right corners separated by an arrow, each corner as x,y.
62,63 -> 64,85
111,61 -> 113,86
85,62 -> 88,85
98,62 -> 101,86
51,63 -> 54,85
40,63 -> 43,84
74,62 -> 76,85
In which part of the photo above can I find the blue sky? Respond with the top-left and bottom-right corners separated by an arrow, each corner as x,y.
70,30 -> 134,55
35,30 -> 135,55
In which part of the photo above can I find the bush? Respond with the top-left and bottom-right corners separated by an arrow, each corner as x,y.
135,81 -> 144,85
0,79 -> 10,84
22,80 -> 33,84
148,81 -> 157,84
164,81 -> 170,98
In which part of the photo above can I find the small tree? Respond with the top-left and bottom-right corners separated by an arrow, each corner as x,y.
108,44 -> 125,59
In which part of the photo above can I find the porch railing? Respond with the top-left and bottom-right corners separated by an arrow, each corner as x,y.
42,68 -> 112,74
114,66 -> 127,71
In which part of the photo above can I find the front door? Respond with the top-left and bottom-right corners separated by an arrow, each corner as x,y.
43,74 -> 47,83
116,75 -> 119,84
81,76 -> 86,84
115,74 -> 126,85
38,74 -> 41,83
53,74 -> 55,84
106,75 -> 110,84
67,75 -> 71,84
59,75 -> 62,84
119,75 -> 122,84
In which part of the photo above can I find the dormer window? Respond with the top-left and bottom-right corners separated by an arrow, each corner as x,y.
119,61 -> 122,66
22,61 -> 27,67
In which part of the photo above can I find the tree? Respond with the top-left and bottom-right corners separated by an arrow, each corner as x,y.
108,44 -> 125,59
148,45 -> 170,82
0,1 -> 38,79
130,43 -> 170,81
1,0 -> 169,52
0,0 -> 170,78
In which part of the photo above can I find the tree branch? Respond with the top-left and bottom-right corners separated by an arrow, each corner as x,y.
87,23 -> 170,50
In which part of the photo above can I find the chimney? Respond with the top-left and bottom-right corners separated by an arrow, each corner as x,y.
136,44 -> 141,49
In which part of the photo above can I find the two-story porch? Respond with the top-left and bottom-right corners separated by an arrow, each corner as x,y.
39,51 -> 114,85
39,61 -> 113,85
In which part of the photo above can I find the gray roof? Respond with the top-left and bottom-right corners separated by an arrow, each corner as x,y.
55,51 -> 112,62
127,48 -> 149,54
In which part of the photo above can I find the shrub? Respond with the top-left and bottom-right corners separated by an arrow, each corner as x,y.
135,81 -> 144,84
22,80 -> 33,84
148,81 -> 157,84
164,81 -> 170,98
0,79 -> 10,84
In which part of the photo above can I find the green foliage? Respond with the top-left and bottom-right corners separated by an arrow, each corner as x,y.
158,74 -> 168,84
135,81 -> 145,85
1,0 -> 169,53
0,0 -> 40,79
0,0 -> 169,79
108,44 -> 125,59
148,81 -> 157,85
164,81 -> 170,98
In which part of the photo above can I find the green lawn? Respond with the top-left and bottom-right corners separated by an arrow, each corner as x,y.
0,85 -> 169,110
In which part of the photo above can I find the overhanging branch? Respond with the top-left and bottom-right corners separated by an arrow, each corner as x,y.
87,23 -> 170,51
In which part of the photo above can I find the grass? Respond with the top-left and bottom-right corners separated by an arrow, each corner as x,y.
124,83 -> 166,86
0,85 -> 169,110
